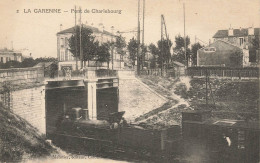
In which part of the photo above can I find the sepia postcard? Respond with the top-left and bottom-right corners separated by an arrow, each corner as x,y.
0,0 -> 259,162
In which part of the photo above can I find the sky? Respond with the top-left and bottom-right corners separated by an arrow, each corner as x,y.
0,0 -> 259,58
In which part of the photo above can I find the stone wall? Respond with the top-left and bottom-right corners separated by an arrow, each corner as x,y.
0,67 -> 46,134
0,67 -> 44,86
10,86 -> 46,134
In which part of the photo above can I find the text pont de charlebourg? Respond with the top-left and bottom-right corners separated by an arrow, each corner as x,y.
23,9 -> 122,14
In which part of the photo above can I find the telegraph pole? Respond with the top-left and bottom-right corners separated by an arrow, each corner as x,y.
161,15 -> 163,76
183,3 -> 187,67
79,6 -> 83,69
142,0 -> 145,69
137,0 -> 141,75
111,26 -> 114,70
74,5 -> 78,70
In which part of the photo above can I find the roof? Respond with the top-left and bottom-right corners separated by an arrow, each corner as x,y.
0,49 -> 22,55
213,28 -> 260,38
57,24 -> 117,37
198,39 -> 242,51
34,62 -> 54,67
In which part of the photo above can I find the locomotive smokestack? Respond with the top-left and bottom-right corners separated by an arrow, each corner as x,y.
82,108 -> 89,120
72,107 -> 82,120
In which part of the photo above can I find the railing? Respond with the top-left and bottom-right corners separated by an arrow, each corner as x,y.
187,67 -> 259,78
140,68 -> 185,77
140,69 -> 165,76
95,69 -> 117,78
47,69 -> 118,81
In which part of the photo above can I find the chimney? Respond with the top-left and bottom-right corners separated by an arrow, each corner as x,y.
116,31 -> 120,36
111,26 -> 115,36
248,27 -> 254,35
228,27 -> 233,36
60,24 -> 63,31
98,23 -> 104,33
82,109 -> 89,120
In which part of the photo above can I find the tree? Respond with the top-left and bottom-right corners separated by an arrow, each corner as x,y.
249,36 -> 260,62
115,35 -> 127,68
21,58 -> 36,67
0,60 -> 21,69
96,42 -> 111,68
148,43 -> 160,68
68,25 -> 96,67
157,39 -> 172,68
251,36 -> 260,49
127,37 -> 138,67
173,35 -> 191,65
230,50 -> 243,67
191,42 -> 203,66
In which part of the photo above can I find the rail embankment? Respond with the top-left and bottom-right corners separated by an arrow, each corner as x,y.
135,75 -> 259,128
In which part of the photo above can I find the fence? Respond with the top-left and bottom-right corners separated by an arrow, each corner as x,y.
187,67 -> 259,78
140,69 -> 167,76
140,68 -> 186,78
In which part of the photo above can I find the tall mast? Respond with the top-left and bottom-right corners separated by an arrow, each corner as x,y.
142,0 -> 145,69
137,0 -> 141,75
74,5 -> 78,70
183,3 -> 187,67
161,15 -> 163,75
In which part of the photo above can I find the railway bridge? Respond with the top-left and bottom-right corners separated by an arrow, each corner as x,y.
0,67 -> 133,135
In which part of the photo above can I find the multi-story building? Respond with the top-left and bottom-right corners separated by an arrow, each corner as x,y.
56,24 -> 122,70
0,49 -> 22,63
213,27 -> 260,64
197,40 -> 248,67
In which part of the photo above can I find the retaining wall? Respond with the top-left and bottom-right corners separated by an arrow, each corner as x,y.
0,67 -> 46,134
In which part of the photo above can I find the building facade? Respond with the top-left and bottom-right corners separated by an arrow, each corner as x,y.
213,27 -> 260,65
0,49 -> 22,63
197,40 -> 248,67
56,24 -> 122,70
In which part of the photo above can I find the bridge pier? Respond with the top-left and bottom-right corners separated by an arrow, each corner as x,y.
84,79 -> 98,120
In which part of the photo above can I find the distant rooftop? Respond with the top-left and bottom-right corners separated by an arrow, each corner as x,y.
57,24 -> 117,37
213,28 -> 260,38
0,48 -> 22,54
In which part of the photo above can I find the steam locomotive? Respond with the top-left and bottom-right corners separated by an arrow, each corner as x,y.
50,107 -> 259,162
50,107 -> 181,160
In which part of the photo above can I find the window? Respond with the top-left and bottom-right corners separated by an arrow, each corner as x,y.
0,57 -> 3,63
239,37 -> 244,46
204,47 -> 216,52
60,51 -> 64,61
60,38 -> 64,47
65,49 -> 68,61
65,37 -> 68,47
